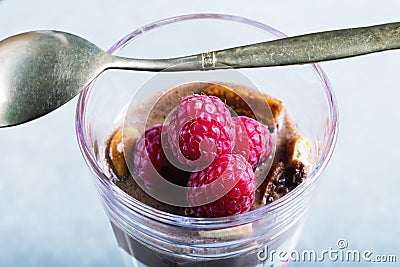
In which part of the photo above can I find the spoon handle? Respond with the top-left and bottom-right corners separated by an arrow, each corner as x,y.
214,22 -> 400,68
110,22 -> 400,71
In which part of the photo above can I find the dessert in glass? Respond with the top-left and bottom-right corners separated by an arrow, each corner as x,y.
76,14 -> 338,267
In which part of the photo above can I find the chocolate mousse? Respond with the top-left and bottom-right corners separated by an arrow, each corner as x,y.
103,82 -> 312,266
104,82 -> 311,216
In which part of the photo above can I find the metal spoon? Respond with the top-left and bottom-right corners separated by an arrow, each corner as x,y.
1,22 -> 400,127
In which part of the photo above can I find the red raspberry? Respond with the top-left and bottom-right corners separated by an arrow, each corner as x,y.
187,154 -> 256,218
134,124 -> 189,187
232,116 -> 273,167
167,94 -> 235,167
179,116 -> 233,163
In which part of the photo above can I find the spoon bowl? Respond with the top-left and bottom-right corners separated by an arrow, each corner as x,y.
0,30 -> 203,127
0,31 -> 113,127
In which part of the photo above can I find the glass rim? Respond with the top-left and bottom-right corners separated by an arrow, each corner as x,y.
75,13 -> 338,228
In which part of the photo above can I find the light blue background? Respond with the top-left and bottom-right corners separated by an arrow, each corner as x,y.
1,1 -> 399,266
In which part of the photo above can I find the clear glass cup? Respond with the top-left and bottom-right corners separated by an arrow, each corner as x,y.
76,14 -> 338,267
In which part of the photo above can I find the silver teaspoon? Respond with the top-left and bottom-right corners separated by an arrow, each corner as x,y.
1,22 -> 400,127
